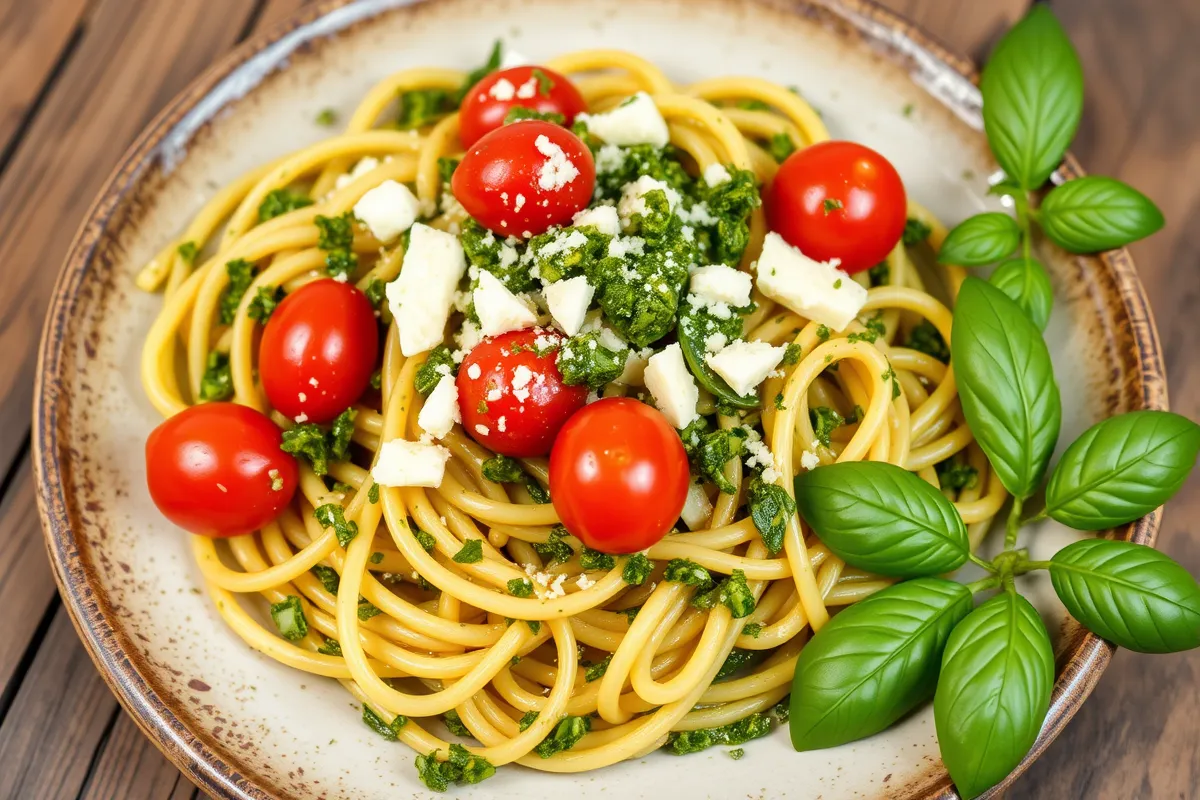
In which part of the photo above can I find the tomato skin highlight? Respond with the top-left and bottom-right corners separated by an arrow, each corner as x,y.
258,279 -> 378,424
765,140 -> 907,274
459,66 -> 587,148
452,120 -> 595,238
456,329 -> 587,458
549,398 -> 690,554
145,403 -> 298,538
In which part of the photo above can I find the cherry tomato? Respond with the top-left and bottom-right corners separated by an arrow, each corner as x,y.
549,398 -> 690,554
259,279 -> 378,424
459,66 -> 587,148
452,120 -> 595,238
764,140 -> 907,274
145,403 -> 298,537
457,328 -> 586,458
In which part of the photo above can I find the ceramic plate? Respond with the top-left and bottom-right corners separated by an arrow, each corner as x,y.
34,0 -> 1166,798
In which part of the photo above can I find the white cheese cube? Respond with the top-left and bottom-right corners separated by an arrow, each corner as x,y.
416,374 -> 461,439
353,180 -> 419,243
473,270 -> 537,337
543,275 -> 594,337
644,343 -> 698,428
755,232 -> 868,332
681,481 -> 713,530
387,223 -> 466,357
371,439 -> 451,488
705,340 -> 787,397
689,264 -> 752,308
578,92 -> 670,148
571,205 -> 621,237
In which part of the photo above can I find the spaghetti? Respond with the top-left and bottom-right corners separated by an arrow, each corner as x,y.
137,48 -> 1004,780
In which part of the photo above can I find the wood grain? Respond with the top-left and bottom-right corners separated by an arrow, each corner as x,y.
877,0 -> 1030,61
79,713 -> 201,800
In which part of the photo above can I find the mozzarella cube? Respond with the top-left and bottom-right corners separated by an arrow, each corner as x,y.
543,275 -> 594,337
417,374 -> 461,439
705,340 -> 787,397
578,92 -> 670,148
681,480 -> 713,530
353,180 -> 419,243
473,270 -> 537,337
371,439 -> 451,488
572,205 -> 622,237
755,232 -> 868,331
644,343 -> 698,428
689,264 -> 752,308
616,348 -> 651,386
387,223 -> 466,357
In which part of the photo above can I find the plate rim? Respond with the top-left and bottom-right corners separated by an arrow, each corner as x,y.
31,1 -> 1168,798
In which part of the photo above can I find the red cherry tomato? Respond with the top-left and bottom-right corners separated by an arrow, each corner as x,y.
765,140 -> 907,274
145,403 -> 298,538
452,120 -> 595,238
259,279 -> 378,424
549,398 -> 690,554
459,66 -> 587,148
457,328 -> 586,458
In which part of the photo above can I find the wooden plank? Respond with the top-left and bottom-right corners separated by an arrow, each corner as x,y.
0,0 -> 92,165
1007,1 -> 1200,795
875,0 -> 1032,61
78,712 -> 200,800
255,0 -> 309,32
0,609 -> 120,799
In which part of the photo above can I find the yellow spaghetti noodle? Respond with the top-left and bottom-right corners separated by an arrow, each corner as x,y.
138,48 -> 1002,778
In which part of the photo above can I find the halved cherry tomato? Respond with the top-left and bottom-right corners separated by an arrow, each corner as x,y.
459,66 -> 587,148
765,140 -> 907,274
452,120 -> 595,238
457,328 -> 586,458
549,398 -> 690,554
259,279 -> 378,424
145,403 -> 298,537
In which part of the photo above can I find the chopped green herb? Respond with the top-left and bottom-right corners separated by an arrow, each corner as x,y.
415,345 -> 457,395
773,393 -> 786,411
715,648 -> 758,680
282,422 -> 330,474
902,102 -> 915,118
415,743 -> 496,791
413,526 -> 437,553
507,578 -> 534,597
317,637 -> 342,656
258,188 -> 313,222
518,711 -> 539,732
314,503 -> 358,547
728,748 -> 745,760
618,606 -> 641,623
397,88 -> 454,129
936,456 -> 980,491
315,212 -> 355,251
746,478 -> 795,555
452,539 -> 484,564
315,108 -> 338,126
881,364 -> 901,399
690,427 -> 747,494
311,564 -> 341,595
436,157 -> 459,185
902,217 -> 932,246
810,406 -> 845,446
579,546 -> 616,572
270,596 -> 308,641
363,704 -> 407,740
364,278 -> 386,309
535,715 -> 591,758
456,40 -> 503,102
369,552 -> 384,565
815,324 -> 831,342
557,331 -> 626,389
177,240 -> 199,264
199,351 -> 233,401
247,285 -> 282,321
823,198 -> 844,215
533,527 -> 574,566
767,132 -> 796,164
219,259 -> 256,324
742,622 -> 763,638
692,569 -> 756,618
368,483 -> 380,504
369,369 -> 383,390
663,558 -> 714,590
771,698 -> 790,723
664,712 -> 771,755
526,620 -> 541,635
357,601 -> 382,621
622,554 -> 654,585
443,710 -> 471,737
782,342 -> 803,365
531,68 -> 555,95
585,654 -> 613,682
503,106 -> 565,125
905,319 -> 950,362
867,261 -> 890,287
329,408 -> 357,461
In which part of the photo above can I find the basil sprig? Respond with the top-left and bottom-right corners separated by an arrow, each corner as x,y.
937,212 -> 1020,266
988,257 -> 1053,331
794,462 -> 968,577
951,277 -> 1061,498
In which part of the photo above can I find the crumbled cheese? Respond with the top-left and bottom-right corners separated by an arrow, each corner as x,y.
475,423 -> 490,436
488,78 -> 516,101
497,416 -> 507,432
543,275 -> 595,337
534,134 -> 580,192
535,228 -> 589,258
387,223 -> 466,356
514,193 -> 526,212
466,363 -> 482,380
618,175 -> 681,224
689,264 -> 752,307
455,320 -> 482,359
576,574 -> 596,590
524,563 -> 569,600
294,412 -> 309,423
371,439 -> 452,487
703,331 -> 729,354
595,144 -> 626,174
417,374 -> 461,438
755,232 -> 868,331
515,77 -> 539,99
308,377 -> 320,387
577,91 -> 669,147
486,388 -> 502,402
705,340 -> 787,397
800,449 -> 820,471
608,235 -> 646,259
334,157 -> 379,189
571,205 -> 621,237
474,270 -> 538,337
704,163 -> 732,187
352,180 -> 419,243
644,343 -> 699,428
500,49 -> 529,69
298,392 -> 307,403
744,430 -> 782,483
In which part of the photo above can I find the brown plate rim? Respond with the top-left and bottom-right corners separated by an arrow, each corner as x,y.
31,1 -> 1168,798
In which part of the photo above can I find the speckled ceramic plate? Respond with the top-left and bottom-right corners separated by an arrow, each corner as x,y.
33,1 -> 1167,798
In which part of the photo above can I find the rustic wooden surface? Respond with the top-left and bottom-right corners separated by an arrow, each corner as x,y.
0,0 -> 1193,797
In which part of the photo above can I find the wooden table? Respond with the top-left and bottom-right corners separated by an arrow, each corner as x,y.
0,0 -> 1194,797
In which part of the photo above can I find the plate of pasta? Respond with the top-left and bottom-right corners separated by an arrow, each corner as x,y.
35,0 -> 1200,799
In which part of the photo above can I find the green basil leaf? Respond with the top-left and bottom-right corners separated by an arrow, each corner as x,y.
1050,539 -> 1200,653
988,257 -> 1053,331
980,5 -> 1083,190
937,213 -> 1021,266
951,277 -> 1061,498
794,462 -> 969,577
934,591 -> 1055,800
789,578 -> 972,751
1039,176 -> 1165,253
1045,411 -> 1200,530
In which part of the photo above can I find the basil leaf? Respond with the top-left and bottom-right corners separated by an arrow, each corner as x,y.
1049,539 -> 1200,653
988,257 -> 1053,331
937,213 -> 1021,266
1039,176 -> 1165,253
980,5 -> 1083,190
934,591 -> 1055,800
1045,411 -> 1200,530
951,277 -> 1061,498
789,578 -> 972,751
794,462 -> 969,577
